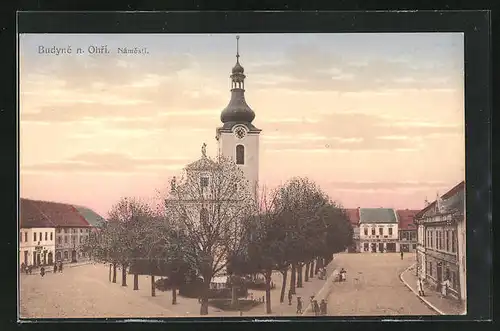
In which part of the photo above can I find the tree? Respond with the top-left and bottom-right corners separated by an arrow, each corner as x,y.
162,154 -> 255,315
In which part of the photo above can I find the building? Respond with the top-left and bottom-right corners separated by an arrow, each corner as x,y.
396,209 -> 419,253
216,35 -> 261,200
359,208 -> 399,253
19,198 -> 104,267
414,181 -> 466,304
345,208 -> 360,252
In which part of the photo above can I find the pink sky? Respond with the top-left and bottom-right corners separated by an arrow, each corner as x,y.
19,33 -> 465,217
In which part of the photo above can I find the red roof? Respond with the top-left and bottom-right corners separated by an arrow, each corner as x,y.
415,181 -> 465,219
345,208 -> 360,226
20,199 -> 93,228
396,209 -> 419,230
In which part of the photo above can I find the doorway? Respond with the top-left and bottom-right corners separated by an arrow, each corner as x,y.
386,243 -> 396,252
371,243 -> 376,253
56,251 -> 61,262
71,250 -> 77,262
36,253 -> 41,266
378,243 -> 384,252
23,251 -> 28,265
48,252 -> 53,265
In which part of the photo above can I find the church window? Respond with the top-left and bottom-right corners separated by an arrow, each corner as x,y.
236,145 -> 245,165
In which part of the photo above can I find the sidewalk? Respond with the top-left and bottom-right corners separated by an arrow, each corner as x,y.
399,264 -> 466,315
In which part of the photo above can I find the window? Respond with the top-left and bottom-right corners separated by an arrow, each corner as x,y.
39,232 -> 42,241
57,228 -> 61,233
64,251 -> 68,260
451,231 -> 456,253
64,228 -> 68,233
371,227 -> 376,236
80,236 -> 83,244
72,236 -> 76,244
364,228 -> 368,236
388,228 -> 393,236
45,232 -> 48,241
236,145 -> 245,165
429,262 -> 432,276
33,232 -> 37,241
80,229 -> 83,233
200,177 -> 209,188
58,237 -> 62,244
412,244 -> 417,249
364,243 -> 369,251
379,227 -> 383,235
50,232 -> 53,241
24,232 -> 27,242
64,236 -> 68,243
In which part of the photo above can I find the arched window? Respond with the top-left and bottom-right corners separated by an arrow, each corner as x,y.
236,145 -> 245,165
200,208 -> 209,224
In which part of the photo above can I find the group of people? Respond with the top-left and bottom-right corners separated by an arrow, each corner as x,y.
336,268 -> 347,282
20,261 -> 64,277
317,268 -> 327,280
295,296 -> 327,316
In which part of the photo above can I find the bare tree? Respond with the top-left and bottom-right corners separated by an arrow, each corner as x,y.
161,154 -> 255,315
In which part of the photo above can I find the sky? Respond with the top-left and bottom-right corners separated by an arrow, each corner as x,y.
19,33 -> 465,217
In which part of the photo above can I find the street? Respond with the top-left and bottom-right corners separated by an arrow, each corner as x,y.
19,253 -> 435,318
324,253 -> 436,316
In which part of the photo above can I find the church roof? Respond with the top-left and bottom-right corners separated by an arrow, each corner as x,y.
186,156 -> 217,171
359,208 -> 398,224
220,89 -> 255,124
217,121 -> 261,133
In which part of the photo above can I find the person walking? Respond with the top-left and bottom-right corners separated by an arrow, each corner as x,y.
340,268 -> 347,282
400,250 -> 404,260
59,261 -> 63,273
53,263 -> 58,274
417,277 -> 425,296
40,266 -> 45,278
28,265 -> 32,275
288,289 -> 293,306
312,300 -> 320,316
320,299 -> 327,316
296,297 -> 303,314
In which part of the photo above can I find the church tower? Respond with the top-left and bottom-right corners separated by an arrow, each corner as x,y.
216,36 -> 261,199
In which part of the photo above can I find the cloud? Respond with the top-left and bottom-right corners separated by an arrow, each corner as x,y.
250,45 -> 462,92
21,152 -> 189,174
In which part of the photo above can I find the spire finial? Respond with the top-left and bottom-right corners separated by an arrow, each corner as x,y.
236,35 -> 240,61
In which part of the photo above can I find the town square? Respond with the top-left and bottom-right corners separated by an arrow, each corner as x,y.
19,32 -> 466,319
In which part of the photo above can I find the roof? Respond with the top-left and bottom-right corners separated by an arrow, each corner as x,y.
20,198 -> 103,228
396,209 -> 420,230
220,89 -> 256,124
73,205 -> 106,227
186,155 -> 217,171
415,181 -> 465,219
345,208 -> 360,226
359,208 -> 397,224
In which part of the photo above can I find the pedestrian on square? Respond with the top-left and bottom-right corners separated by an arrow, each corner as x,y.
441,278 -> 450,297
319,299 -> 327,316
59,261 -> 63,273
21,262 -> 26,274
288,289 -> 293,305
400,251 -> 404,260
53,263 -> 58,273
312,300 -> 320,316
340,268 -> 346,282
28,265 -> 32,275
40,266 -> 45,277
417,277 -> 425,296
296,297 -> 303,314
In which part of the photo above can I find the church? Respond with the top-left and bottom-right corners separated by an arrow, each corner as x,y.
179,35 -> 261,199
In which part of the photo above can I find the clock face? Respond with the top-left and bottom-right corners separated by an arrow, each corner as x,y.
234,126 -> 246,139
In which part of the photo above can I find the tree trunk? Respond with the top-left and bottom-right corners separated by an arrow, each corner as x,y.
264,269 -> 272,314
305,263 -> 310,282
289,263 -> 296,294
172,287 -> 177,305
121,264 -> 127,286
309,260 -> 315,278
133,274 -> 139,290
279,268 -> 288,303
297,263 -> 303,288
112,263 -> 117,283
151,275 -> 156,297
108,264 -> 112,282
315,257 -> 322,274
199,279 -> 210,315
231,284 -> 239,308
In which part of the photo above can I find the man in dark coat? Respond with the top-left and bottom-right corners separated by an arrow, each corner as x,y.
40,266 -> 45,277
312,300 -> 320,316
400,250 -> 404,260
59,261 -> 63,273
296,297 -> 303,314
53,263 -> 58,273
320,299 -> 327,315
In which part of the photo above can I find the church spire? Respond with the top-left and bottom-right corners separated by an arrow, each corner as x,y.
220,35 -> 255,124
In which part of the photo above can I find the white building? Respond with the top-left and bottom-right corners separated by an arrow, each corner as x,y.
216,35 -> 261,200
415,181 -> 466,305
359,208 -> 399,253
19,198 -> 104,268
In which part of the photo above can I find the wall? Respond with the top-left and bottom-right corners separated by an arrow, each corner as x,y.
55,227 -> 91,262
218,127 -> 260,199
359,223 -> 399,253
19,227 -> 56,266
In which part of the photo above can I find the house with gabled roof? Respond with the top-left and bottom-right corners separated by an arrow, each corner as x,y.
396,209 -> 420,253
358,208 -> 399,253
19,198 -> 104,267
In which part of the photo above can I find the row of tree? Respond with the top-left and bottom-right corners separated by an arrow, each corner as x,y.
83,155 -> 353,315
